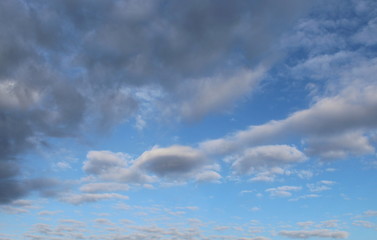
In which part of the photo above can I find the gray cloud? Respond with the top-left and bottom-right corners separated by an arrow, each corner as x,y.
279,229 -> 349,239
0,178 -> 60,204
83,151 -> 129,175
135,145 -> 210,179
201,84 -> 377,159
0,0 -> 312,204
83,146 -> 220,185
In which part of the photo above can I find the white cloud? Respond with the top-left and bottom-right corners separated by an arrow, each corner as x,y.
266,186 -> 302,197
231,145 -> 307,175
289,194 -> 320,201
279,229 -> 349,239
228,145 -> 306,182
195,171 -> 222,183
307,180 -> 335,193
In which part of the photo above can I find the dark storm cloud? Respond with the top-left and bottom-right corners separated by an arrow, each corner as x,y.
0,0 -> 311,203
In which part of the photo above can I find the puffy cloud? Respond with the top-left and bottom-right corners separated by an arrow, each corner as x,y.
266,185 -> 302,197
279,229 -> 349,239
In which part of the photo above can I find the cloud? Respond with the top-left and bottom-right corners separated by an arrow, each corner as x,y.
279,229 -> 349,239
353,220 -> 375,229
363,210 -> 377,217
37,210 -> 61,216
201,84 -> 377,160
0,199 -> 35,214
83,146 -> 220,185
307,180 -> 335,193
83,151 -> 130,175
0,0 -> 313,203
60,193 -> 129,205
230,145 -> 307,176
353,17 -> 377,46
304,131 -> 374,159
266,185 -> 302,197
135,145 -> 212,180
176,67 -> 265,121
289,194 -> 320,202
0,178 -> 60,204
195,171 -> 222,183
79,182 -> 130,193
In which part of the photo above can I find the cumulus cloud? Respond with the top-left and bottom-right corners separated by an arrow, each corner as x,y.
279,229 -> 349,239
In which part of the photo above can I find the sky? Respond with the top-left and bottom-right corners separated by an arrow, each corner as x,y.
1,0 -> 377,239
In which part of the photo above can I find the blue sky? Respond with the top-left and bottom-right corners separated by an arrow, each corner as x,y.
1,0 -> 377,239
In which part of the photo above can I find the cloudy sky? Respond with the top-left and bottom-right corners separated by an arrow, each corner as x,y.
1,0 -> 377,239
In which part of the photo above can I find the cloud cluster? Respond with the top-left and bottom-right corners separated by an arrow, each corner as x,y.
83,146 -> 220,186
201,84 -> 377,160
0,0 -> 312,204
